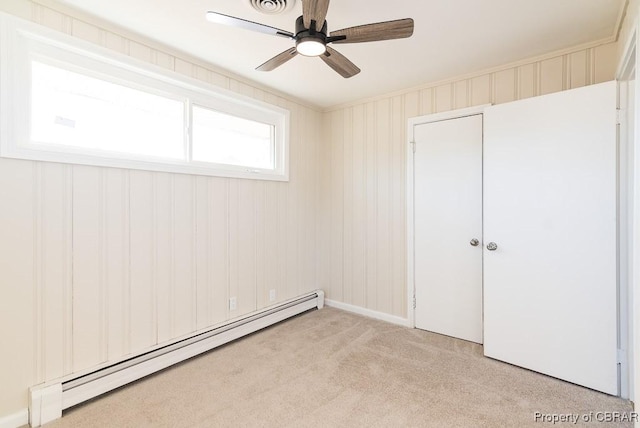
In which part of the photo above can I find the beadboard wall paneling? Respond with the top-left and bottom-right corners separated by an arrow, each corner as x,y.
128,171 -> 158,354
0,1 -> 322,418
71,166 -> 107,372
33,163 -> 73,383
319,41 -> 618,318
104,168 -> 129,362
0,161 -> 35,415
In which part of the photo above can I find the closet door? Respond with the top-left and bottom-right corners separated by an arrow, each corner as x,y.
414,114 -> 483,344
483,81 -> 618,395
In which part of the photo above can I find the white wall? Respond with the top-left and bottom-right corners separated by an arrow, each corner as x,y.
318,42 -> 618,318
0,0 -> 323,419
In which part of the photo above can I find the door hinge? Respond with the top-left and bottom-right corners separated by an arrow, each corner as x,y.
616,109 -> 625,125
411,141 -> 416,153
413,296 -> 416,309
617,348 -> 627,366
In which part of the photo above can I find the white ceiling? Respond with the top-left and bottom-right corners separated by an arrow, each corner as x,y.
54,0 -> 624,108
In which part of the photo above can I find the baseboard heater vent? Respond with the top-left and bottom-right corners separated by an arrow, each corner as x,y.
29,290 -> 324,427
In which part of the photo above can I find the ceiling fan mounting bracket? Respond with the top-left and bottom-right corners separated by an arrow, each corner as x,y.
295,15 -> 327,40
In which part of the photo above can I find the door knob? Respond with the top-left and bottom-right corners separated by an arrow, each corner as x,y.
470,239 -> 479,247
486,242 -> 498,251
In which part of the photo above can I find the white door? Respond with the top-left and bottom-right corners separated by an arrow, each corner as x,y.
483,81 -> 618,395
414,114 -> 483,344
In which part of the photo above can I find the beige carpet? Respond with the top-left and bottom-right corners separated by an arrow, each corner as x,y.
43,307 -> 633,428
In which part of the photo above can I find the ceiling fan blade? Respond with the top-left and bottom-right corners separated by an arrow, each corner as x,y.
256,48 -> 299,72
319,46 -> 360,78
330,18 -> 414,44
206,11 -> 294,39
303,0 -> 331,31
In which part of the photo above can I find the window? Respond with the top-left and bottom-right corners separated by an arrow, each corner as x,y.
192,106 -> 274,170
31,61 -> 185,159
0,16 -> 289,180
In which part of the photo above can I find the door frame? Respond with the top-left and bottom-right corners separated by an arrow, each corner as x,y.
616,16 -> 638,401
406,104 -> 490,328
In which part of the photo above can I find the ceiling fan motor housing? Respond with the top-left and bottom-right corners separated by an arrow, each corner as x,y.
294,16 -> 328,56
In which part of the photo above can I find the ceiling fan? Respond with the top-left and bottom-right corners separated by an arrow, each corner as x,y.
205,0 -> 414,78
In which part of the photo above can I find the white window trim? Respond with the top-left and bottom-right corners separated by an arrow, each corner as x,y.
0,13 -> 290,181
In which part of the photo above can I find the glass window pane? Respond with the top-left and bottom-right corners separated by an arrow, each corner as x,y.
192,105 -> 274,169
30,61 -> 185,159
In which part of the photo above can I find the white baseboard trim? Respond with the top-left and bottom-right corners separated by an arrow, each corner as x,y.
324,299 -> 412,327
0,409 -> 28,428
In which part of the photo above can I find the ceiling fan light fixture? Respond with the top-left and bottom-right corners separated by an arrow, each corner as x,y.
296,38 -> 326,56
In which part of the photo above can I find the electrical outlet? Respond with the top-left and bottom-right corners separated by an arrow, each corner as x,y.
229,296 -> 237,311
269,289 -> 276,302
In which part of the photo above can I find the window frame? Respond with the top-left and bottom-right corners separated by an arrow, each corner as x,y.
0,14 -> 290,181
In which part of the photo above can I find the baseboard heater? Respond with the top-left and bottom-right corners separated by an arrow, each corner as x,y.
29,290 -> 324,427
